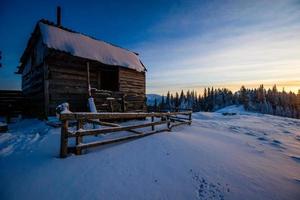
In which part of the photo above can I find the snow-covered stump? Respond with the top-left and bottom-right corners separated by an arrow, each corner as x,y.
0,122 -> 8,133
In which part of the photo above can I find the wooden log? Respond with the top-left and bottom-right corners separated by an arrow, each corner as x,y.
44,63 -> 49,117
166,115 -> 171,131
60,120 -> 69,158
86,119 -> 120,127
169,116 -> 190,121
69,120 -> 168,137
77,128 -> 169,150
170,121 -> 191,129
151,114 -> 154,131
127,129 -> 143,134
75,119 -> 83,155
60,111 -> 192,120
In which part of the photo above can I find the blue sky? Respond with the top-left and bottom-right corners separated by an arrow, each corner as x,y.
1,0 -> 300,94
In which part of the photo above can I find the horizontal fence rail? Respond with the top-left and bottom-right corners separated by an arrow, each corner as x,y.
59,111 -> 192,158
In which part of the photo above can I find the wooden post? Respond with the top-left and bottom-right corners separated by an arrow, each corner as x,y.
121,94 -> 126,112
60,120 -> 69,158
76,119 -> 83,155
43,63 -> 49,118
188,112 -> 192,125
167,113 -> 171,131
97,71 -> 101,90
151,114 -> 154,131
87,62 -> 91,97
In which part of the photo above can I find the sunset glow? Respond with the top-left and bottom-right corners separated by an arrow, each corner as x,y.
139,0 -> 300,94
0,0 -> 299,94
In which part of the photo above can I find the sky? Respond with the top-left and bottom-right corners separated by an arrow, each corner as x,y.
0,0 -> 300,95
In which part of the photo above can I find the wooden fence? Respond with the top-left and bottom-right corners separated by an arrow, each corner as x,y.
59,111 -> 192,158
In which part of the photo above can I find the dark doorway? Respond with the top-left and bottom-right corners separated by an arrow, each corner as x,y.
97,69 -> 118,91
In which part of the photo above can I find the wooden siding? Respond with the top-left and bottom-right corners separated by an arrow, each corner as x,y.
47,58 -> 90,115
22,63 -> 45,117
0,90 -> 23,117
21,48 -> 146,116
21,35 -> 47,117
119,67 -> 146,111
46,53 -> 120,115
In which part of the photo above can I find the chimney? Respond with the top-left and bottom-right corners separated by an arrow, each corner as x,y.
57,6 -> 61,26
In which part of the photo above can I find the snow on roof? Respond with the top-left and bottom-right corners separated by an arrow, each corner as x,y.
39,22 -> 145,72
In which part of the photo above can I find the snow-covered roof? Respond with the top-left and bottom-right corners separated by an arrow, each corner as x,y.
39,22 -> 145,72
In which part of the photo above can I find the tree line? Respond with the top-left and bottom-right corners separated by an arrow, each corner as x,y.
148,85 -> 300,119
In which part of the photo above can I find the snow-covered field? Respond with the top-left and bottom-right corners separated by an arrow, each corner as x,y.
0,106 -> 300,200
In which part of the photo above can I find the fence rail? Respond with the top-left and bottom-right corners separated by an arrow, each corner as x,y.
59,111 -> 192,158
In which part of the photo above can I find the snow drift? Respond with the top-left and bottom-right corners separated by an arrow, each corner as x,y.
0,106 -> 299,200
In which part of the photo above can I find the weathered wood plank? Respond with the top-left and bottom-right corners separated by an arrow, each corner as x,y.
60,120 -> 68,158
77,128 -> 169,150
86,119 -> 121,127
61,111 -> 192,120
68,120 -> 168,137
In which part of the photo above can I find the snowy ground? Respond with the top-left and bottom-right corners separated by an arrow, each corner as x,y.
0,106 -> 300,200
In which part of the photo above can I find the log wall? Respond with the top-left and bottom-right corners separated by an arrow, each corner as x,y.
0,90 -> 23,117
46,57 -> 92,115
22,49 -> 146,116
119,67 -> 146,111
21,36 -> 47,117
22,64 -> 45,117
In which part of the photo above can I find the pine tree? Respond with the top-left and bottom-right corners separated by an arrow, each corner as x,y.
154,98 -> 157,112
166,91 -> 170,110
240,86 -> 249,110
160,95 -> 165,111
175,92 -> 179,111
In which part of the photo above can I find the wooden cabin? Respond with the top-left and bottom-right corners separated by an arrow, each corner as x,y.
16,19 -> 146,117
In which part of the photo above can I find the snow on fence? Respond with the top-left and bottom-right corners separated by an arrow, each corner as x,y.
59,111 -> 192,158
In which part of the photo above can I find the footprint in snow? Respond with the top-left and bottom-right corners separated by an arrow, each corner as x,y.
244,132 -> 256,137
295,136 -> 300,142
270,139 -> 285,149
282,130 -> 291,134
293,178 -> 300,184
257,137 -> 268,141
190,170 -> 229,200
290,155 -> 300,164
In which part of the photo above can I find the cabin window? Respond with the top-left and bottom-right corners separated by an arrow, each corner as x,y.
97,69 -> 119,91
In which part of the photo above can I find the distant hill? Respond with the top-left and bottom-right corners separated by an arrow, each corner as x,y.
146,94 -> 162,106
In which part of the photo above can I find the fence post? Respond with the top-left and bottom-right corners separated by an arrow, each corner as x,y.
151,113 -> 154,131
188,112 -> 192,125
167,112 -> 171,131
75,119 -> 83,155
60,119 -> 69,158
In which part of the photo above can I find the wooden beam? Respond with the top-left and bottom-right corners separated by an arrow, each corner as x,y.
60,111 -> 192,120
86,119 -> 120,127
169,121 -> 191,129
127,129 -> 143,134
68,120 -> 168,137
43,63 -> 49,118
60,120 -> 68,158
87,62 -> 91,97
75,119 -> 83,155
77,128 -> 169,150
169,116 -> 190,121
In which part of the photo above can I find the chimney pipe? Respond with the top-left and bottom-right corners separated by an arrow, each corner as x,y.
57,6 -> 61,26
